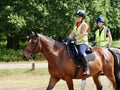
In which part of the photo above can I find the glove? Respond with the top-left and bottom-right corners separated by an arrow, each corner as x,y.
106,44 -> 110,49
69,38 -> 76,43
70,38 -> 76,41
92,41 -> 96,47
63,37 -> 69,42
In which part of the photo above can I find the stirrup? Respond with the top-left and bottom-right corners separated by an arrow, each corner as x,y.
83,70 -> 90,76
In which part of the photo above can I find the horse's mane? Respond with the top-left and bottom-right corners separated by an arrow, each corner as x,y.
39,34 -> 64,49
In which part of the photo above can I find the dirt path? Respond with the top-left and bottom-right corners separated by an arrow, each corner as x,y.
0,62 -> 48,69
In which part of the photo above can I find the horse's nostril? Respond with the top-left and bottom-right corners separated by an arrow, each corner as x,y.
22,55 -> 27,60
30,54 -> 33,57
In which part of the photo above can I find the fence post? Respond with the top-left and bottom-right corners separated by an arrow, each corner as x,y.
32,62 -> 35,70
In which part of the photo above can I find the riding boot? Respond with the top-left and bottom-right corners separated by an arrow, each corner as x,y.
82,56 -> 90,76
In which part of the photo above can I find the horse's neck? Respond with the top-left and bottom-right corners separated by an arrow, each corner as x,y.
39,35 -> 66,66
40,34 -> 63,54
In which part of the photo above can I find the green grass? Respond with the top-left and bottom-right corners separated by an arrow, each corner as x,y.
0,60 -> 47,64
0,68 -> 48,77
0,68 -> 113,90
111,39 -> 120,48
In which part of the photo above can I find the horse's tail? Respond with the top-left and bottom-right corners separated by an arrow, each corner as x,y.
109,49 -> 120,89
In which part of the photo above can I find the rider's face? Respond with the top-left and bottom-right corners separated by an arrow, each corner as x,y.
76,16 -> 83,22
97,22 -> 104,28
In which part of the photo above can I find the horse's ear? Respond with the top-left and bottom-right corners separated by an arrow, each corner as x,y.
28,30 -> 33,34
34,31 -> 38,37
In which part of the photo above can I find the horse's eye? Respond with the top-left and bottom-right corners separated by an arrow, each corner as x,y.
33,38 -> 37,43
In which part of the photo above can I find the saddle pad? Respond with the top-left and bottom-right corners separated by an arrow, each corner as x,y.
86,52 -> 95,62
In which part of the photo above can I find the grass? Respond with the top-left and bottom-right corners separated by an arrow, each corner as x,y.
0,68 -> 113,90
0,60 -> 46,64
111,39 -> 120,48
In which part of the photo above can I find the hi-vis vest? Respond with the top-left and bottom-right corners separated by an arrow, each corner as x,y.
95,26 -> 109,46
73,22 -> 88,45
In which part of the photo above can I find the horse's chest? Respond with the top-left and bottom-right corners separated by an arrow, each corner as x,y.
48,65 -> 65,78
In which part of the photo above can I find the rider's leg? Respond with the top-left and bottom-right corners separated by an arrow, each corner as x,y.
82,53 -> 90,75
77,44 -> 90,75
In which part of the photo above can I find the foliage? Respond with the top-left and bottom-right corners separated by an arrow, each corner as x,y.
0,49 -> 23,62
0,48 -> 45,62
0,0 -> 119,49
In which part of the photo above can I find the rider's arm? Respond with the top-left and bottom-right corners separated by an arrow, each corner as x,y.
75,23 -> 88,40
68,30 -> 75,38
107,29 -> 112,45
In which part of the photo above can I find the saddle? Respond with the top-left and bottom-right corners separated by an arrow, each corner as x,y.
63,41 -> 96,78
65,42 -> 95,66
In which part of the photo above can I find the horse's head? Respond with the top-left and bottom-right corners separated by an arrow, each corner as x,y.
22,31 -> 41,60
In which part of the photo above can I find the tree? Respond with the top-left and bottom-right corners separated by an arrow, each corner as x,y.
0,0 -> 119,50
0,0 -> 26,49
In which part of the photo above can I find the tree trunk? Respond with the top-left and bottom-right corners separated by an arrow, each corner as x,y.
6,35 -> 19,50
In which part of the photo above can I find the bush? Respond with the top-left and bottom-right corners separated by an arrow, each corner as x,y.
0,49 -> 23,62
0,49 -> 45,62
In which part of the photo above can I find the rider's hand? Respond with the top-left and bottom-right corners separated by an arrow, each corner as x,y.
92,41 -> 96,47
63,37 -> 69,42
107,44 -> 110,49
69,38 -> 76,43
70,38 -> 76,41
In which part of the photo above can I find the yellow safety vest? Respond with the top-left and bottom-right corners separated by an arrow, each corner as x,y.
73,22 -> 88,45
95,26 -> 109,46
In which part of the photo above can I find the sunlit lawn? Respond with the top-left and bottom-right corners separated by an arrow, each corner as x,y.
0,68 -> 113,90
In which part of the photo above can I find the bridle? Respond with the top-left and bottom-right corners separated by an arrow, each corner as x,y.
24,37 -> 39,56
24,35 -> 65,56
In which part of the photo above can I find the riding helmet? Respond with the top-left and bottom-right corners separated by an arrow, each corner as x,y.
96,17 -> 104,23
75,10 -> 86,19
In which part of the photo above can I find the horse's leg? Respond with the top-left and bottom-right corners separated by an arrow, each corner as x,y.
65,77 -> 74,90
103,60 -> 118,90
93,72 -> 103,90
104,73 -> 117,90
46,76 -> 60,90
80,79 -> 86,90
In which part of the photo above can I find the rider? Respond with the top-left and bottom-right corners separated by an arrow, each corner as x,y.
93,17 -> 112,48
64,10 -> 90,75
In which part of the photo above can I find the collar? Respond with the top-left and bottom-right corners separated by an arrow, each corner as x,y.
75,21 -> 83,28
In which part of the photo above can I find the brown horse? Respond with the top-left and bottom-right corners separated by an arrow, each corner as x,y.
22,31 -> 120,90
111,48 -> 120,73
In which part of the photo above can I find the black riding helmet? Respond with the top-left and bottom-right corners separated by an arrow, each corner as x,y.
75,10 -> 86,19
